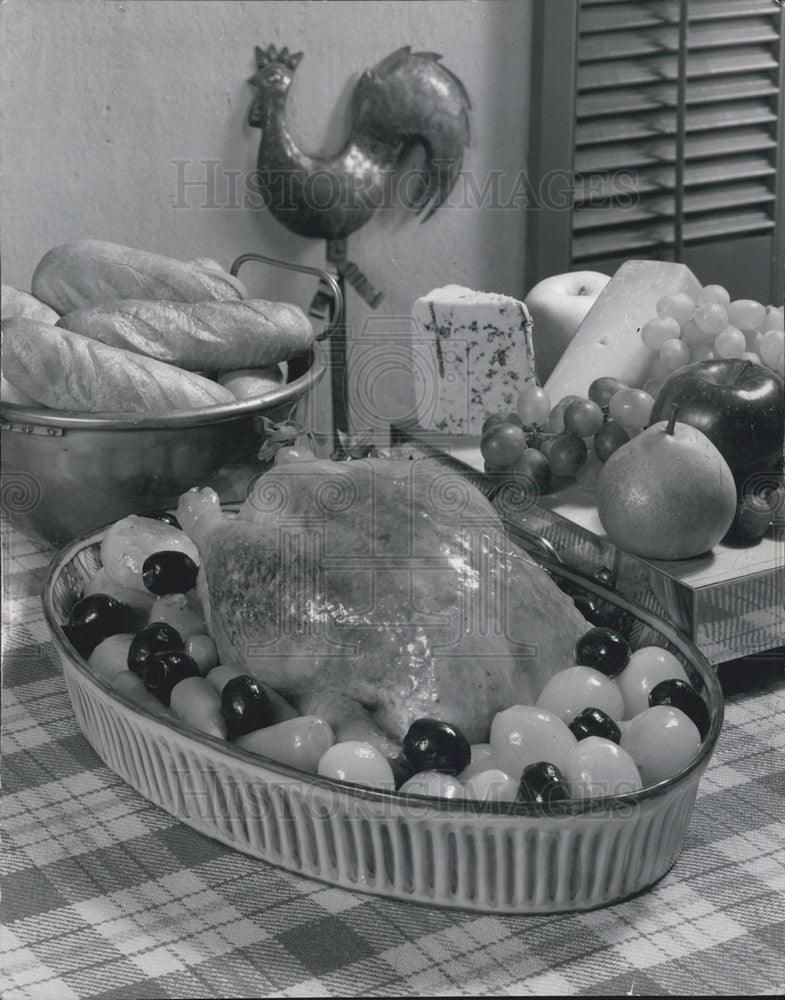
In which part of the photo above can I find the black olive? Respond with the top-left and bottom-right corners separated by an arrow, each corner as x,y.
593,566 -> 616,589
141,551 -> 198,596
402,718 -> 471,776
575,626 -> 630,677
63,593 -> 137,660
649,679 -> 711,740
143,650 -> 199,706
569,707 -> 621,744
145,510 -> 183,530
220,676 -> 277,739
518,761 -> 571,807
128,622 -> 184,676
573,595 -> 611,628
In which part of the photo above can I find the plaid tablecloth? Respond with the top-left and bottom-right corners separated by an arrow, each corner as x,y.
2,516 -> 784,998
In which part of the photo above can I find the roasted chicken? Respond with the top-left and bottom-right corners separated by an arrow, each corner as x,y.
178,459 -> 586,744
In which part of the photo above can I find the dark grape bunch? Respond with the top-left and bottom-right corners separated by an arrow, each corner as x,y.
480,379 -> 656,498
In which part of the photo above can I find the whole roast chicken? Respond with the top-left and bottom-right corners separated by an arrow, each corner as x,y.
178,459 -> 587,744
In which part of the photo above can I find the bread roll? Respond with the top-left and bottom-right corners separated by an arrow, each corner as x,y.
1,318 -> 234,413
31,240 -> 247,313
218,364 -> 287,399
2,284 -> 60,324
57,299 -> 315,372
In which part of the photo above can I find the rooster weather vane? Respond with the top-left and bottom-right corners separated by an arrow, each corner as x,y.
248,43 -> 471,309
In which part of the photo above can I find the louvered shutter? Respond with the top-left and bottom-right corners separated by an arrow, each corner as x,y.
526,0 -> 784,304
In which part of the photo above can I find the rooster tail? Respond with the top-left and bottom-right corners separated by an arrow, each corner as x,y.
350,46 -> 470,222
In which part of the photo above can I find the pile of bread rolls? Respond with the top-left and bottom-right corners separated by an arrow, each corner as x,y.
1,240 -> 316,413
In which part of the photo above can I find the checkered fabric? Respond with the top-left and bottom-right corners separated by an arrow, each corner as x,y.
2,516 -> 784,998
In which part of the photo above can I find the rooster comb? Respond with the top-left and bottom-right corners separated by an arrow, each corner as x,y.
254,44 -> 303,72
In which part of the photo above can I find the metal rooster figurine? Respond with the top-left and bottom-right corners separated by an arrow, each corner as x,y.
248,43 -> 471,306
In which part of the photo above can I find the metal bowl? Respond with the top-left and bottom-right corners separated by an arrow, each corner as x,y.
43,507 -> 723,914
1,254 -> 341,545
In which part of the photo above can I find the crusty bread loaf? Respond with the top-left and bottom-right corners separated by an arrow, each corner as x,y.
2,284 -> 60,324
2,318 -> 235,413
1,374 -> 41,406
31,240 -> 247,313
57,298 -> 315,372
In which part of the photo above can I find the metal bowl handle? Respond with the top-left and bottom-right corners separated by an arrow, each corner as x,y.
231,252 -> 344,342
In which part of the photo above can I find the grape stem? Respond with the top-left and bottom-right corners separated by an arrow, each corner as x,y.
666,404 -> 679,436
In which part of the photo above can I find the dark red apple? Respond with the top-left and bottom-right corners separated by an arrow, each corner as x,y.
650,360 -> 784,492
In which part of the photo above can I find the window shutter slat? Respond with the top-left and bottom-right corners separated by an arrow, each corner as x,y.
575,101 -> 777,146
572,210 -> 774,262
573,181 -> 776,232
574,154 -> 777,206
574,125 -> 776,174
580,0 -> 774,34
579,19 -> 777,63
579,48 -> 777,90
577,76 -> 779,119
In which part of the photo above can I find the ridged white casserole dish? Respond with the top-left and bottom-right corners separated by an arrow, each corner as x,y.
42,511 -> 723,914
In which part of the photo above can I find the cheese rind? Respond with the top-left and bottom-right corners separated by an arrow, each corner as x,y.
411,285 -> 536,435
544,261 -> 702,402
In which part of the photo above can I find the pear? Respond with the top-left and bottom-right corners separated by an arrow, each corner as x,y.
597,405 -> 737,560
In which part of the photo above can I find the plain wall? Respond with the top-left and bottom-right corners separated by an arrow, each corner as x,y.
1,0 -> 533,433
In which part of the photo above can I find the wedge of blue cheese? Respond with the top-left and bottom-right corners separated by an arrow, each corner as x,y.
411,285 -> 536,435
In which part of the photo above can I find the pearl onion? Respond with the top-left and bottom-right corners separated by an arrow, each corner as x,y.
621,706 -> 701,786
317,741 -> 395,790
457,743 -> 500,781
536,665 -> 625,724
184,634 -> 219,675
562,737 -> 642,800
615,647 -> 690,719
462,769 -> 519,803
88,634 -> 135,680
399,771 -> 463,799
489,705 -> 576,780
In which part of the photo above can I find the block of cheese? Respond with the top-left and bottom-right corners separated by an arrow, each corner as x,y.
544,260 -> 702,402
411,285 -> 536,435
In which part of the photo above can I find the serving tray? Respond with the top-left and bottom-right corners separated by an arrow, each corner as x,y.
43,504 -> 722,914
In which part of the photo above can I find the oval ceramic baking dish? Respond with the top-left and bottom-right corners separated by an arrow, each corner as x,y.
42,511 -> 723,914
